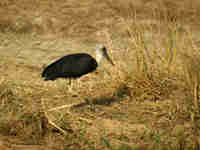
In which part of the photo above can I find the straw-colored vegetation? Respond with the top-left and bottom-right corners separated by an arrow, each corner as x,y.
0,0 -> 200,149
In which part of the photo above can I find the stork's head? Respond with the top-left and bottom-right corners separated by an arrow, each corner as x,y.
95,44 -> 114,66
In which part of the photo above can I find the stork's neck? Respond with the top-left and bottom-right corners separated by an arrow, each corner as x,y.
95,51 -> 104,65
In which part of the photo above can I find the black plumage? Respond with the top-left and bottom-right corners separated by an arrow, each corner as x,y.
42,53 -> 98,81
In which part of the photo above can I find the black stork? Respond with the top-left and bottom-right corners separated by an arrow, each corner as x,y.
41,44 -> 114,112
42,44 -> 114,81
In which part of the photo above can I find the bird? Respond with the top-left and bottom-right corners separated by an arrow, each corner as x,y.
41,44 -> 114,112
42,44 -> 114,81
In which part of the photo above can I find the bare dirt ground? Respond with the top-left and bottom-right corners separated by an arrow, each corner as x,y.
1,0 -> 200,150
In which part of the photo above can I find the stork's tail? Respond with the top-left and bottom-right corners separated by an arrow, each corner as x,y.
41,67 -> 57,81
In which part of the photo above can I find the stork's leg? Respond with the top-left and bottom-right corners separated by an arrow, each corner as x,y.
68,78 -> 73,92
67,78 -> 78,95
69,78 -> 71,85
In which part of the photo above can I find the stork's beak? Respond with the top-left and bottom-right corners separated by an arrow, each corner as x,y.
96,44 -> 115,66
104,51 -> 115,66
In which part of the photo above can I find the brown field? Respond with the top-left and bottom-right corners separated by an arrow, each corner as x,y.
1,0 -> 200,149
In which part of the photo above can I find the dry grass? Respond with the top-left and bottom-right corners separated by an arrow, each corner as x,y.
1,0 -> 200,150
